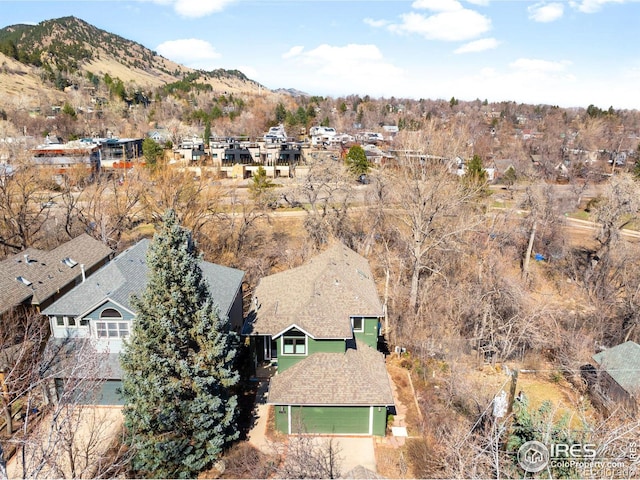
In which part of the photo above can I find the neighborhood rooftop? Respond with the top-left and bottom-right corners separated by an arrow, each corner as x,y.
248,243 -> 383,339
42,238 -> 245,319
592,341 -> 640,395
0,233 -> 112,315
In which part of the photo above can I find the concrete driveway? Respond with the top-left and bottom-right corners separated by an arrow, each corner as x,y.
328,436 -> 377,476
247,381 -> 379,477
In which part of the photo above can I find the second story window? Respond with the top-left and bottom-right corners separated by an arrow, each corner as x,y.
351,317 -> 364,332
96,321 -> 129,339
96,307 -> 129,338
282,330 -> 306,355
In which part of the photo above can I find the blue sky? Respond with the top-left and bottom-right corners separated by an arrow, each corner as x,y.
2,0 -> 640,110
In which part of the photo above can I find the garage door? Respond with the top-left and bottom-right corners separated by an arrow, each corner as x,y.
295,406 -> 370,435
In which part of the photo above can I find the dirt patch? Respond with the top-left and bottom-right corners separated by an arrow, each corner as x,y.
516,371 -> 595,429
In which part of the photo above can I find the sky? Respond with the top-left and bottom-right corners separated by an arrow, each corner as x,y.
2,0 -> 640,110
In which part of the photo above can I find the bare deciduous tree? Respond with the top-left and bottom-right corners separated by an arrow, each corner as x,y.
0,159 -> 55,253
10,339 -> 130,479
0,309 -> 49,437
283,159 -> 353,249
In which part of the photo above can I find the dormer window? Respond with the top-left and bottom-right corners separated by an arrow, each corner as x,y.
282,330 -> 306,355
96,308 -> 129,339
62,257 -> 78,267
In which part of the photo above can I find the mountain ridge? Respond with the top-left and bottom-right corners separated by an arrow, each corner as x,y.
0,16 -> 265,105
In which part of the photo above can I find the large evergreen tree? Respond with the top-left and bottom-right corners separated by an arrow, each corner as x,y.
121,210 -> 239,479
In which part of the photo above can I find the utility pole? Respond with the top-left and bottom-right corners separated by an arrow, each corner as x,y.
506,368 -> 519,418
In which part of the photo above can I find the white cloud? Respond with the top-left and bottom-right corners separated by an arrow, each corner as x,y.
301,44 -> 385,66
156,39 -> 221,69
528,2 -> 564,22
282,46 -> 304,59
569,0 -> 626,13
389,9 -> 491,41
272,43 -> 404,97
236,65 -> 257,78
466,0 -> 491,5
411,0 -> 463,12
146,0 -> 238,18
364,17 -> 389,28
454,37 -> 499,53
510,58 -> 571,73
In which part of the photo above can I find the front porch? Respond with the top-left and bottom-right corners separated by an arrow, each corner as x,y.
254,360 -> 277,380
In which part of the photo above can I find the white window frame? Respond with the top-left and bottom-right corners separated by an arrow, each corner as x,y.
351,316 -> 364,332
281,333 -> 307,356
95,321 -> 129,339
96,307 -> 128,339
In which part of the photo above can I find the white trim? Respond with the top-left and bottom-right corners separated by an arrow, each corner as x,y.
272,323 -> 315,340
368,406 -> 374,435
281,334 -> 308,356
351,316 -> 364,332
281,404 -> 379,436
94,320 -> 130,339
75,297 -> 135,321
263,336 -> 270,360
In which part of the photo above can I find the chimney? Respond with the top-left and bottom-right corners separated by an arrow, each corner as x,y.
80,264 -> 86,282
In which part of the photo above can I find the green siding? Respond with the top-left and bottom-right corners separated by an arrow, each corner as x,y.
275,405 -> 289,433
353,317 -> 380,349
277,336 -> 345,372
309,338 -> 345,354
372,406 -> 387,436
84,300 -> 135,321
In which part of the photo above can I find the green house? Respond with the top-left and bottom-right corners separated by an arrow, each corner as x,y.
243,243 -> 394,436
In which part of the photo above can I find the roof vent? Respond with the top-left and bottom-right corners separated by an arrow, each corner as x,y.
16,276 -> 32,286
62,257 -> 78,268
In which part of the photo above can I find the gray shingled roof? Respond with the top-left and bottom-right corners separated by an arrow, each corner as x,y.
593,341 -> 640,395
267,341 -> 394,406
42,239 -> 244,319
248,243 -> 383,339
46,338 -> 122,379
0,234 -> 113,315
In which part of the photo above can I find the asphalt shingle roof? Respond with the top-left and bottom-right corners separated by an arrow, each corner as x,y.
248,243 -> 383,339
46,337 -> 122,379
0,234 -> 112,315
267,340 -> 394,406
592,341 -> 640,395
42,239 -> 244,319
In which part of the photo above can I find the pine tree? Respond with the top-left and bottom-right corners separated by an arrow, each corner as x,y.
249,166 -> 276,209
345,144 -> 371,179
120,210 -> 239,479
464,154 -> 488,195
